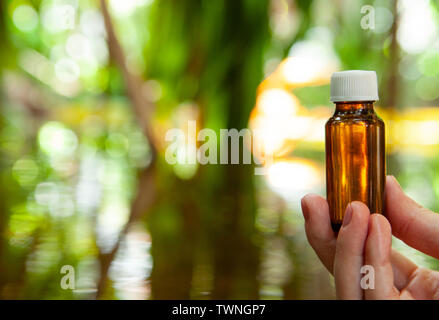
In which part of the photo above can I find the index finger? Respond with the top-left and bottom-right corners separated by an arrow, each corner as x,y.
385,176 -> 439,259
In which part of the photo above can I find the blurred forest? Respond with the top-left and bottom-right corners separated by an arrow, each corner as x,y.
1,0 -> 439,299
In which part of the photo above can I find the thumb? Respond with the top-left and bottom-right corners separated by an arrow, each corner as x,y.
386,175 -> 439,259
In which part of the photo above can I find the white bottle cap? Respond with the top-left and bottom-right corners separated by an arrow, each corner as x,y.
330,70 -> 379,102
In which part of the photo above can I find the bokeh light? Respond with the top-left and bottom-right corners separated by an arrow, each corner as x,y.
2,0 -> 439,301
41,3 -> 76,34
12,157 -> 40,188
12,4 -> 39,32
397,0 -> 437,54
38,122 -> 78,157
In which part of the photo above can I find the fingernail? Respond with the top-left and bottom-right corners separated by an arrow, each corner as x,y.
343,204 -> 353,226
301,197 -> 309,221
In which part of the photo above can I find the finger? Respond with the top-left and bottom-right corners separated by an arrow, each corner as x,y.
364,214 -> 400,300
390,250 -> 417,290
334,201 -> 370,300
301,193 -> 419,289
301,194 -> 336,273
385,176 -> 439,259
400,268 -> 439,299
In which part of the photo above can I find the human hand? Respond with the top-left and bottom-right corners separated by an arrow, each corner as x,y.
301,176 -> 439,299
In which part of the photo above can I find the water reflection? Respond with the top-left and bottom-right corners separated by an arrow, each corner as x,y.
2,0 -> 439,301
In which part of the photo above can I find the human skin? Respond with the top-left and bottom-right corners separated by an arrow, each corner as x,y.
301,176 -> 439,299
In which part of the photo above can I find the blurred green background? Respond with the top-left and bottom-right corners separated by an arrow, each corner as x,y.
1,0 -> 439,299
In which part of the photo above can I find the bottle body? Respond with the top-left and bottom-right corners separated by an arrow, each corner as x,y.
325,102 -> 385,231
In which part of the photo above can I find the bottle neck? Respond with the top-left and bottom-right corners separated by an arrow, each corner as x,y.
334,101 -> 375,112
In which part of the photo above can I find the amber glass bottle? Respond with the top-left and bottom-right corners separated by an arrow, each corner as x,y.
326,71 -> 385,232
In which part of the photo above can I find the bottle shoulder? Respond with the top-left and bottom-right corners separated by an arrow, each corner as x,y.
326,111 -> 384,127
